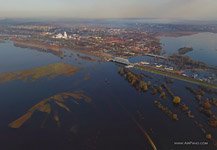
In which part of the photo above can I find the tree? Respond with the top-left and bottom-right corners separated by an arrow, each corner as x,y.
173,96 -> 181,104
139,81 -> 148,91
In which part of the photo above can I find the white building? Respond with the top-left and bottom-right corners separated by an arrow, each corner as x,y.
53,32 -> 68,39
63,32 -> 68,39
55,33 -> 63,39
165,67 -> 174,71
140,61 -> 150,65
156,64 -> 162,68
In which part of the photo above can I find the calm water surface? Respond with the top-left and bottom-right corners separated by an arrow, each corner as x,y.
160,32 -> 217,66
0,41 -> 216,150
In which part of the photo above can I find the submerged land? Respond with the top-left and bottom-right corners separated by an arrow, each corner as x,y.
12,38 -> 63,56
1,19 -> 216,87
178,47 -> 193,55
9,91 -> 91,128
0,19 -> 217,150
118,67 -> 217,147
0,63 -> 78,83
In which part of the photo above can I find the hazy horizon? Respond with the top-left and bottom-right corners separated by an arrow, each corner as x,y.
0,0 -> 217,21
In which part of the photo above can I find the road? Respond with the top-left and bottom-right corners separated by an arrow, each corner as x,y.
135,65 -> 217,90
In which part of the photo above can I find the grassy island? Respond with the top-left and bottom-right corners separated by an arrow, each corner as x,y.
0,63 -> 79,83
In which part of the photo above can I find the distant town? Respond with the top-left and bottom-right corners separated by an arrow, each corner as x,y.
1,20 -> 217,59
0,19 -> 217,88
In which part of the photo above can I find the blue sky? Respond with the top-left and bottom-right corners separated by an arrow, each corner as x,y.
0,0 -> 217,20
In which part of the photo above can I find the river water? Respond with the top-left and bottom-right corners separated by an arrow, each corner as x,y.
0,41 -> 216,150
160,32 -> 217,66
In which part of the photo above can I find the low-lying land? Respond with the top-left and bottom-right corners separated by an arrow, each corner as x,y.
0,63 -> 79,83
155,31 -> 198,37
0,37 -> 6,43
178,47 -> 193,55
168,54 -> 209,70
12,38 -> 63,56
9,91 -> 91,128
119,67 -> 217,148
135,65 -> 217,89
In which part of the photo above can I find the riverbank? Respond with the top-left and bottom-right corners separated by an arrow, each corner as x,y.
178,47 -> 193,55
160,32 -> 217,66
0,63 -> 79,83
135,65 -> 217,90
12,38 -> 63,56
0,37 -> 6,43
156,31 -> 198,38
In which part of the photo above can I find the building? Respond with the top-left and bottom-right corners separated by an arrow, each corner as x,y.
53,32 -> 68,39
63,32 -> 68,39
140,61 -> 150,65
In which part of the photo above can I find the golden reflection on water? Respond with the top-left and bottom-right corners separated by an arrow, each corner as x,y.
9,91 -> 91,128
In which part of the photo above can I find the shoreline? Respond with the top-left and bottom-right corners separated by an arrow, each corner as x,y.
156,31 -> 199,38
11,38 -> 63,56
0,37 -> 6,43
135,65 -> 217,90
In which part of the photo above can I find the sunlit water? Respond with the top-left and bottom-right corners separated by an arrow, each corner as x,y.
0,41 -> 216,150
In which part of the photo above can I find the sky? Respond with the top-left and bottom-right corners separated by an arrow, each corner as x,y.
0,0 -> 217,20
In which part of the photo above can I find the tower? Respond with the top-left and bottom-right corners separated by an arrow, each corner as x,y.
63,32 -> 68,39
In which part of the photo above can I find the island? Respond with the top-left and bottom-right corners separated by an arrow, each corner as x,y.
178,47 -> 193,55
9,91 -> 91,128
0,63 -> 79,83
12,38 -> 63,56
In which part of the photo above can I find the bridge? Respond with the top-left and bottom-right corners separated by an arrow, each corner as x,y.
110,57 -> 131,65
144,53 -> 168,59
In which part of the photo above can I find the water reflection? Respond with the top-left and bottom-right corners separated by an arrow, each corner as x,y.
9,91 -> 91,128
0,41 -> 217,149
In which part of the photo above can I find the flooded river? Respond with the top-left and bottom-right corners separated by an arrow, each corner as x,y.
160,32 -> 217,66
0,41 -> 216,150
